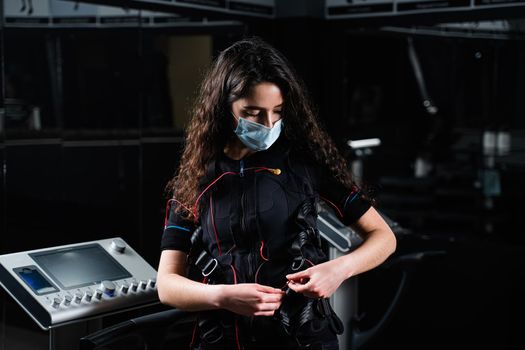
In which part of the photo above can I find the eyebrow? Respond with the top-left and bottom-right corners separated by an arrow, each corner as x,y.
243,103 -> 283,109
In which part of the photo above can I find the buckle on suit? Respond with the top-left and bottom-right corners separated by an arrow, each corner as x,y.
201,258 -> 218,277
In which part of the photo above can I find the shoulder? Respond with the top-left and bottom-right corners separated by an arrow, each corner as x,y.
285,147 -> 323,186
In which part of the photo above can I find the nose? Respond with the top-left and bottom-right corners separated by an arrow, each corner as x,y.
261,117 -> 272,128
261,112 -> 278,128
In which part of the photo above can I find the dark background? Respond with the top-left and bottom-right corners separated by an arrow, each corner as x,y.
1,3 -> 525,350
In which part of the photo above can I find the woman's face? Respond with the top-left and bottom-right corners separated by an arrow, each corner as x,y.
231,82 -> 283,128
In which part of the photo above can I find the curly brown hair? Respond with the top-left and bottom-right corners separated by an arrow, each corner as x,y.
166,36 -> 359,222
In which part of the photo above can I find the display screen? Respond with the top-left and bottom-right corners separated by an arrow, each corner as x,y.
30,244 -> 132,289
14,266 -> 59,295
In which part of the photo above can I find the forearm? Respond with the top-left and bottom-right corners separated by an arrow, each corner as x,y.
157,250 -> 223,311
157,250 -> 285,316
336,227 -> 397,279
286,224 -> 396,298
157,272 -> 223,311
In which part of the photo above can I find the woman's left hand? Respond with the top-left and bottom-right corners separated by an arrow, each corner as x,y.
285,260 -> 347,299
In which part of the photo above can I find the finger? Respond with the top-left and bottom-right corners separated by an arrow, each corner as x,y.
287,281 -> 311,293
298,277 -> 309,284
262,293 -> 283,303
287,276 -> 310,286
286,269 -> 309,281
257,302 -> 281,312
256,284 -> 285,294
260,293 -> 283,303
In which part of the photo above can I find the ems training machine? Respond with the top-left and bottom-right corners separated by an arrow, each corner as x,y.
0,238 -> 159,349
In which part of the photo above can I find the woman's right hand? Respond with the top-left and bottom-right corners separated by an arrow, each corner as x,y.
217,283 -> 285,317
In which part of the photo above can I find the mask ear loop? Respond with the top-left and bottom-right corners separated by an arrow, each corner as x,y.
231,111 -> 239,123
231,111 -> 241,135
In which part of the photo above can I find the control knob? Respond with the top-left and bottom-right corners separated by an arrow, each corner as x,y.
84,290 -> 93,302
110,239 -> 126,254
63,295 -> 72,306
120,283 -> 129,294
100,280 -> 116,297
74,292 -> 83,304
50,297 -> 62,309
148,278 -> 156,289
139,280 -> 148,290
94,289 -> 103,300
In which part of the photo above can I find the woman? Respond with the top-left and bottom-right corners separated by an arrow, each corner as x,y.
157,36 -> 396,350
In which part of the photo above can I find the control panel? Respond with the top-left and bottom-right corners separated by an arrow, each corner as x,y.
0,238 -> 158,330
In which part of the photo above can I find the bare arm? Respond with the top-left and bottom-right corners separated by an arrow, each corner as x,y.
157,250 -> 284,316
286,206 -> 397,298
157,250 -> 221,311
342,206 -> 397,278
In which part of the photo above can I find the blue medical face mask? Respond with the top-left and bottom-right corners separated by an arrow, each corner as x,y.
232,112 -> 283,152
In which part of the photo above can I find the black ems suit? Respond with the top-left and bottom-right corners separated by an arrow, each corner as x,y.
161,135 -> 371,350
